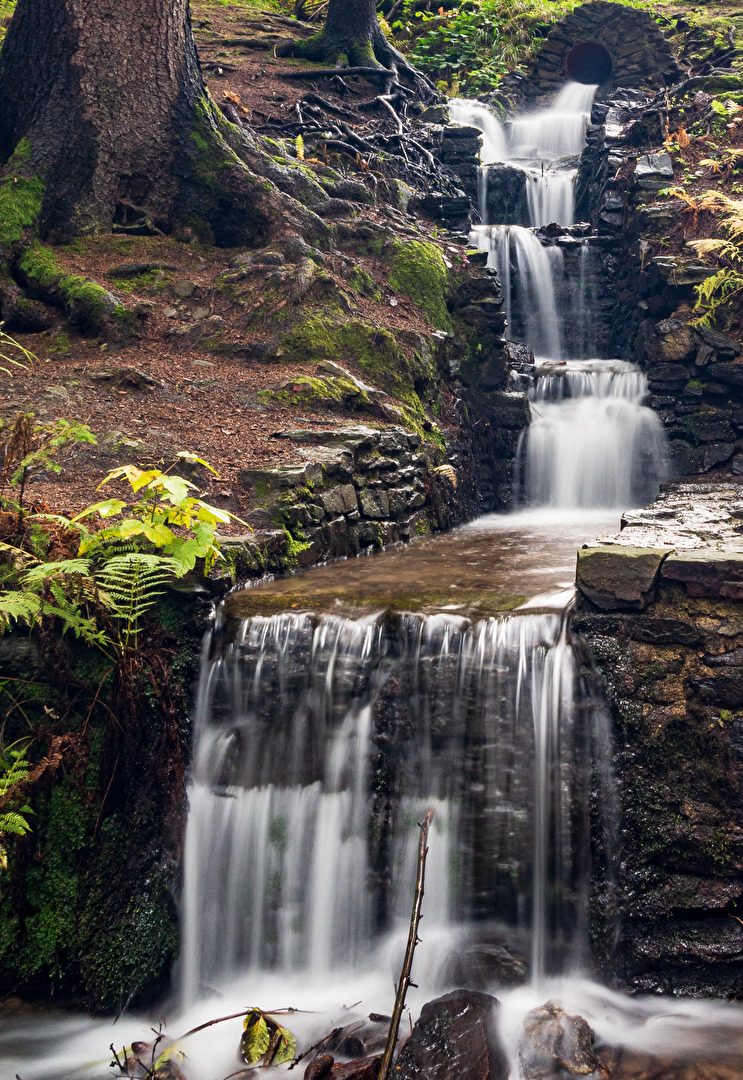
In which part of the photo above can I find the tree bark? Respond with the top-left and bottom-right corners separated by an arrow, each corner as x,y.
290,0 -> 435,97
0,0 -> 324,245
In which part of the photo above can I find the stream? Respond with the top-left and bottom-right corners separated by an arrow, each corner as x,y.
3,85 -> 743,1080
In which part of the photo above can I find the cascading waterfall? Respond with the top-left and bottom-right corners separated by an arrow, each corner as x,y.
474,225 -> 564,359
515,362 -> 669,509
450,83 -> 596,228
181,607 -> 595,1006
458,83 -> 669,511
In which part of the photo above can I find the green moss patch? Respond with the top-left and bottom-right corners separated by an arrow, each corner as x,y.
388,240 -> 452,332
0,140 -> 44,248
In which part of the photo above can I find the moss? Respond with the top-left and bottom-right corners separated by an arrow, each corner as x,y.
264,374 -> 371,411
20,781 -> 91,978
19,243 -> 128,330
0,142 -> 44,248
282,526 -> 311,569
388,240 -> 453,332
347,265 -> 380,299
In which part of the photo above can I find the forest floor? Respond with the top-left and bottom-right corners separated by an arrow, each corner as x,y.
0,0 -> 468,529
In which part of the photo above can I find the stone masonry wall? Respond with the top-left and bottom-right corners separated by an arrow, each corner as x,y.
573,482 -> 743,996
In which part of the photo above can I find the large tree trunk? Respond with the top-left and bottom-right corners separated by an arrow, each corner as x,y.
0,0 -> 325,245
291,0 -> 434,97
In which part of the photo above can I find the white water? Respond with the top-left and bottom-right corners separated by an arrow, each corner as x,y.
449,83 -> 596,227
471,224 -> 564,358
181,607 -> 590,1009
515,361 -> 669,510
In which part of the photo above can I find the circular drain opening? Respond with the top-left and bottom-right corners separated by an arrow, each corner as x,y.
564,41 -> 613,85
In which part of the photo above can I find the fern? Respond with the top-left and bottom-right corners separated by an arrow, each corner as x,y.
96,553 -> 178,649
0,810 -> 31,836
0,592 -> 41,629
0,742 -> 33,876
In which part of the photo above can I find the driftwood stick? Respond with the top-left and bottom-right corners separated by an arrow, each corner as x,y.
378,809 -> 434,1080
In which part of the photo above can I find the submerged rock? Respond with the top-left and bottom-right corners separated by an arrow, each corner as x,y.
518,1002 -> 605,1080
396,989 -> 508,1080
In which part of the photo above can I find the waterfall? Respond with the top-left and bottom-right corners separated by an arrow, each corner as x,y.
451,82 -> 596,228
181,607 -> 595,1006
448,96 -> 508,164
473,225 -> 564,359
514,361 -> 669,510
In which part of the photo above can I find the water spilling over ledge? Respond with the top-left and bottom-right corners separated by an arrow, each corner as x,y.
181,605 -> 599,1006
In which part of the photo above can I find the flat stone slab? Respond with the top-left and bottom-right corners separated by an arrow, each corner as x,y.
576,544 -> 670,610
661,550 -> 743,600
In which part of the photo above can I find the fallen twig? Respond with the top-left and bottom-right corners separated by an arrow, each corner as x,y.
378,809 -> 434,1080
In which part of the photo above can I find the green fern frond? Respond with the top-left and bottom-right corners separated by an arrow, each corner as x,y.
21,558 -> 91,586
0,592 -> 41,630
0,811 -> 32,836
96,553 -> 178,645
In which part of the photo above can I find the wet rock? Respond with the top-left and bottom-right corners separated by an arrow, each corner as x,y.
661,550 -> 743,600
518,1002 -> 604,1080
330,1055 -> 381,1080
626,617 -> 701,646
396,989 -> 507,1080
305,1054 -> 335,1080
634,153 -> 674,182
576,545 -> 670,611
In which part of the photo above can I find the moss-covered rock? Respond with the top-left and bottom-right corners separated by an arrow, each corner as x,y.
388,239 -> 453,332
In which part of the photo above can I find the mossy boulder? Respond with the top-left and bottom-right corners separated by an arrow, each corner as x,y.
388,239 -> 453,332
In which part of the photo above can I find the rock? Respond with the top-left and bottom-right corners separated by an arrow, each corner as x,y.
627,617 -> 701,646
487,391 -> 531,430
319,484 -> 358,516
576,545 -> 670,610
395,989 -> 508,1080
646,319 -> 696,363
329,1056 -> 381,1080
305,1054 -> 334,1080
240,463 -> 323,491
697,325 -> 741,358
706,361 -> 743,387
359,489 -> 390,520
518,1002 -> 604,1080
172,279 -> 197,298
192,305 -> 211,320
421,105 -> 450,124
661,550 -> 743,600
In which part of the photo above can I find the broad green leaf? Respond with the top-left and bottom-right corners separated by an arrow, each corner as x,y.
142,522 -> 176,547
72,499 -> 127,522
195,501 -> 231,525
148,475 -> 196,503
272,1025 -> 297,1065
176,451 -> 219,474
240,1011 -> 270,1064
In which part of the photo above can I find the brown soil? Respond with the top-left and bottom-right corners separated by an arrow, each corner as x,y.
0,5 -> 469,525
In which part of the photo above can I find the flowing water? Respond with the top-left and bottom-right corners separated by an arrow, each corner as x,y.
4,84 -> 737,1080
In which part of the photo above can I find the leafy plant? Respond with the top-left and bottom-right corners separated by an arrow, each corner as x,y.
75,454 -> 241,574
0,739 -> 33,880
96,553 -> 180,651
0,548 -> 108,647
0,412 -> 97,523
683,190 -> 743,326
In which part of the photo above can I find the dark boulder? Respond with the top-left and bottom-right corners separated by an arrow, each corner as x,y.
396,990 -> 508,1080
